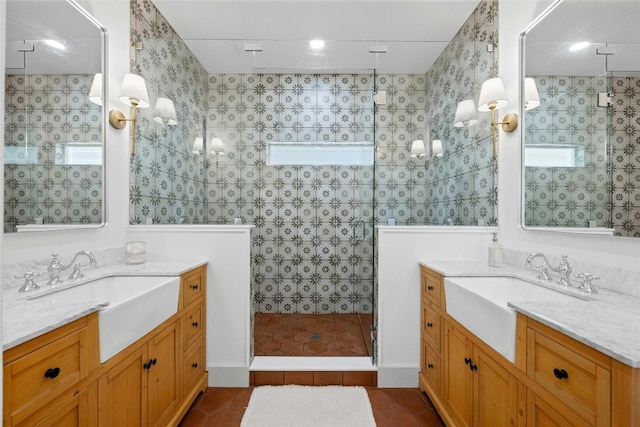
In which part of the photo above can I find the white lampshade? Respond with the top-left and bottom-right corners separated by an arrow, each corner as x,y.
477,77 -> 508,112
454,100 -> 478,127
89,73 -> 102,106
209,137 -> 226,155
118,73 -> 150,108
153,97 -> 177,125
432,139 -> 444,157
410,140 -> 426,157
192,137 -> 204,154
524,77 -> 540,110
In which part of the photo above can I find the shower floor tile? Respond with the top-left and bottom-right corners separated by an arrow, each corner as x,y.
254,313 -> 373,357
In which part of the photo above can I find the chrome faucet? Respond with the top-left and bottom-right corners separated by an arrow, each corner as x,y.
63,251 -> 97,279
524,252 -> 573,286
46,253 -> 64,286
576,273 -> 599,293
524,252 -> 554,281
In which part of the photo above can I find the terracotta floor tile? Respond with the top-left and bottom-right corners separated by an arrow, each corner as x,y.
178,387 -> 443,427
254,313 -> 372,357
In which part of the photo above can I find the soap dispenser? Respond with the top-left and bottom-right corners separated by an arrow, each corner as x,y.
488,232 -> 503,267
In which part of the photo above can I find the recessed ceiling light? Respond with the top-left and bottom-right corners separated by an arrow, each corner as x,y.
44,40 -> 66,50
569,42 -> 589,52
309,39 -> 325,49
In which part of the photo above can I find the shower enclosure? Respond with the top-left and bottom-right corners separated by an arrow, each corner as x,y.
204,69 -> 430,364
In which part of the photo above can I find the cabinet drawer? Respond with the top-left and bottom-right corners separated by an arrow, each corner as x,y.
527,328 -> 610,425
421,339 -> 442,396
182,341 -> 205,394
182,303 -> 204,350
421,303 -> 441,352
4,331 -> 82,426
421,267 -> 443,308
182,267 -> 204,307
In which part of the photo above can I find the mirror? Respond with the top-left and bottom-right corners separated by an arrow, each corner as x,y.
4,0 -> 106,233
521,0 -> 640,238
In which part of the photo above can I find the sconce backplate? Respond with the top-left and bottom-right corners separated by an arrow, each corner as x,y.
501,113 -> 518,133
109,110 -> 127,129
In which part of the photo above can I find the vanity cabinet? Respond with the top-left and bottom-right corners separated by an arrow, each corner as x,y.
525,317 -> 611,427
419,265 -> 640,427
443,321 -> 520,427
3,314 -> 99,427
419,267 -> 444,398
98,320 -> 179,427
3,264 -> 208,427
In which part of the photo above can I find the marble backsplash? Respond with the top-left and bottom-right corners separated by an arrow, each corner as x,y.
503,248 -> 640,298
2,247 -> 125,291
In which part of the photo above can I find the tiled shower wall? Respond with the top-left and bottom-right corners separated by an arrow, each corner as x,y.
129,0 -> 209,225
207,73 -> 429,313
524,75 -> 639,237
424,0 -> 499,226
4,74 -> 102,232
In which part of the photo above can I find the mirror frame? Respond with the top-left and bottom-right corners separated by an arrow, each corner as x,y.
518,0 -> 637,240
4,0 -> 108,233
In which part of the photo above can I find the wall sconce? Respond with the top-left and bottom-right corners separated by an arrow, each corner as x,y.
432,140 -> 444,158
153,97 -> 177,126
410,140 -> 426,158
524,77 -> 540,110
209,137 -> 226,156
477,77 -> 518,160
109,73 -> 150,157
88,73 -> 102,106
192,137 -> 204,155
454,99 -> 478,127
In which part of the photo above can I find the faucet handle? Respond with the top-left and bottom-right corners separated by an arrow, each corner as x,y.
576,272 -> 599,294
16,272 -> 42,292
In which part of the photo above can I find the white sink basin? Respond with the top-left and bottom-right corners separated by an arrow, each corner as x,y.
30,275 -> 180,362
444,276 -> 583,363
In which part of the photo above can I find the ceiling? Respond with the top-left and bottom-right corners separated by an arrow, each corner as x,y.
152,0 -> 482,74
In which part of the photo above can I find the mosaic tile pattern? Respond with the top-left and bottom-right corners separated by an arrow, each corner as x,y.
524,75 -> 640,237
424,0 -> 499,226
207,73 -> 395,314
129,0 -> 209,225
4,73 -> 103,232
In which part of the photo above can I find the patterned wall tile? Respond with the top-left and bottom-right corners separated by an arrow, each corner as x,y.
4,74 -> 103,231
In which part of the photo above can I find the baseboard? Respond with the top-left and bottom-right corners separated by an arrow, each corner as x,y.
376,366 -> 420,388
207,365 -> 250,387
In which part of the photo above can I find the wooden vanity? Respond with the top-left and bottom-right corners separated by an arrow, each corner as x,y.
3,265 -> 207,427
419,265 -> 640,427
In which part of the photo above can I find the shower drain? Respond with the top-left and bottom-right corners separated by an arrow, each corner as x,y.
309,334 -> 322,341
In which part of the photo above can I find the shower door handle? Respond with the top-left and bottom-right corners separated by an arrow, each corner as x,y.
353,220 -> 366,242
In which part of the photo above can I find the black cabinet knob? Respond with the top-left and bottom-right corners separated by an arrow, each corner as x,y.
191,284 -> 199,290
427,322 -> 433,328
464,357 -> 471,365
427,363 -> 434,369
44,367 -> 60,379
427,286 -> 434,291
192,362 -> 199,368
553,368 -> 568,379
192,321 -> 199,327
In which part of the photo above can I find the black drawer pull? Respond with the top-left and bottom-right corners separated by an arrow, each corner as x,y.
464,357 -> 471,365
44,367 -> 61,379
190,284 -> 199,290
427,286 -> 434,291
427,363 -> 434,369
192,321 -> 199,327
427,322 -> 433,328
553,368 -> 568,379
470,363 -> 478,371
192,362 -> 199,368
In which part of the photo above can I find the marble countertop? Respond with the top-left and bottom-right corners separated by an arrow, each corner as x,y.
421,261 -> 640,368
2,259 -> 208,351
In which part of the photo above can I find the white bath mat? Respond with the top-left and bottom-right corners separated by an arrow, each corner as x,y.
240,385 -> 376,427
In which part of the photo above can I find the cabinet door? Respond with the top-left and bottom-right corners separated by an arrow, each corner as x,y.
146,321 -> 179,427
33,383 -> 96,427
527,390 -> 591,427
444,323 -> 473,427
474,348 -> 518,427
98,348 -> 145,427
